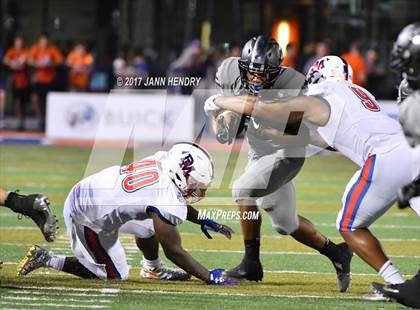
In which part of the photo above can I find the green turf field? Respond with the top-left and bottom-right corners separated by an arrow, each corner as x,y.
1,144 -> 419,309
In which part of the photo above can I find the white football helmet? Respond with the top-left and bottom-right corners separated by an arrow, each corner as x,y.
165,142 -> 214,204
306,55 -> 353,85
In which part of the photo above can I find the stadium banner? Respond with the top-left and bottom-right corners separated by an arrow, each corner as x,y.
46,91 -> 194,142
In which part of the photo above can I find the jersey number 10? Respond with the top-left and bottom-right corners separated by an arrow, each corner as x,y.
120,159 -> 160,193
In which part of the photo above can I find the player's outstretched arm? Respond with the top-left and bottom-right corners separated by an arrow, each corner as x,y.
152,213 -> 238,285
213,95 -> 258,116
151,212 -> 210,282
214,95 -> 330,126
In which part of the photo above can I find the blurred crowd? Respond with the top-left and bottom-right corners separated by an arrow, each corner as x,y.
284,40 -> 395,98
0,34 -> 398,132
0,34 -> 96,131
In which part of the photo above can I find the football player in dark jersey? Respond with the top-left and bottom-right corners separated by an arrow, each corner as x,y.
205,36 -> 353,292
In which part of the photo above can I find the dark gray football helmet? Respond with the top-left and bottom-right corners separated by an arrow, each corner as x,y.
391,22 -> 420,88
238,35 -> 283,94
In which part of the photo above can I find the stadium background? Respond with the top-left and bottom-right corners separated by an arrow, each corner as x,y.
0,0 -> 419,309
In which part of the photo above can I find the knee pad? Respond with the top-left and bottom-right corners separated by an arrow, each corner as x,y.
271,219 -> 299,235
232,181 -> 253,202
262,204 -> 299,236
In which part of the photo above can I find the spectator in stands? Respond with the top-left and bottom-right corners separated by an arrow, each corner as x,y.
66,43 -> 93,91
229,44 -> 241,57
296,41 -> 315,73
283,43 -> 298,69
0,47 -> 5,129
196,43 -> 229,134
28,33 -> 63,131
365,47 -> 388,98
302,41 -> 330,74
3,36 -> 31,131
341,41 -> 367,87
130,50 -> 149,88
112,53 -> 129,89
167,39 -> 207,94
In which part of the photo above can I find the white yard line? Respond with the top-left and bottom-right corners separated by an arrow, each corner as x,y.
1,246 -> 418,259
3,286 -> 120,293
9,290 -> 115,297
0,301 -> 108,309
3,296 -> 112,303
125,288 -> 362,300
315,222 -> 420,229
120,233 -> 420,241
182,248 -> 420,259
1,285 -> 363,301
1,265 -> 416,277
1,220 -> 419,230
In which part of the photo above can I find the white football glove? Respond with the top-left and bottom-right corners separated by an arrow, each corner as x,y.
204,94 -> 222,116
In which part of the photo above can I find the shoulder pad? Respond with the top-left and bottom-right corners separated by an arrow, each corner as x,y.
215,57 -> 243,95
273,67 -> 305,90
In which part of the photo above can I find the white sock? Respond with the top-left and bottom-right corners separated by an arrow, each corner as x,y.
379,260 -> 405,284
46,254 -> 66,271
141,256 -> 162,269
4,191 -> 11,201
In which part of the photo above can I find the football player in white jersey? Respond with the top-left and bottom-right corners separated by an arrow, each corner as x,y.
17,142 -> 237,285
210,55 -> 420,286
371,22 -> 420,308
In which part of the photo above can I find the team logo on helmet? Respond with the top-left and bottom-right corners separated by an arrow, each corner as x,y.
180,153 -> 195,179
166,142 -> 214,204
306,55 -> 353,85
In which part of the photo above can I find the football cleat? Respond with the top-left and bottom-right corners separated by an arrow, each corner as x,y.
362,289 -> 390,302
224,257 -> 263,281
17,245 -> 51,276
140,261 -> 191,281
371,271 -> 420,308
330,242 -> 353,292
7,192 -> 58,242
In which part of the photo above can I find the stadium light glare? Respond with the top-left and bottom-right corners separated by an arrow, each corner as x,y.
276,21 -> 290,55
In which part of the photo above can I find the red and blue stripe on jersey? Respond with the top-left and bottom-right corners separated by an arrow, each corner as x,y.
339,154 -> 376,232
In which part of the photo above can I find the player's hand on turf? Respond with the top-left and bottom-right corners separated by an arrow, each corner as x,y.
201,219 -> 233,240
208,268 -> 239,286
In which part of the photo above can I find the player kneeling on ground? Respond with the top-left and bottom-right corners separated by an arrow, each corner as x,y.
18,142 -> 237,285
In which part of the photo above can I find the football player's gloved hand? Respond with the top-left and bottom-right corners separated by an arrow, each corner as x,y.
201,219 -> 233,240
216,111 -> 241,145
208,269 -> 240,286
204,94 -> 222,116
